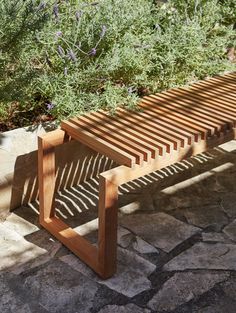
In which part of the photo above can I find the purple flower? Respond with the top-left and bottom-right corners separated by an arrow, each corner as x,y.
100,25 -> 107,38
55,31 -> 62,37
75,10 -> 83,21
46,102 -> 55,110
88,48 -> 97,56
67,49 -> 77,62
37,1 -> 46,10
57,45 -> 65,57
53,4 -> 59,20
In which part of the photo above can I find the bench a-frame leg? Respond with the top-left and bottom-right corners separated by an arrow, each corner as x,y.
38,129 -> 118,279
98,175 -> 118,278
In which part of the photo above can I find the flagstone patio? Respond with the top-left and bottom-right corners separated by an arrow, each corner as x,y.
1,140 -> 236,313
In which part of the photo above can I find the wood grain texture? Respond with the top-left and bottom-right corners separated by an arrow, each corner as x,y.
60,72 -> 235,166
38,72 -> 236,278
61,120 -> 136,167
38,129 -> 68,222
98,175 -> 118,278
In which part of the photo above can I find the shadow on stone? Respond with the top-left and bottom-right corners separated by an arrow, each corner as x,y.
9,139 -> 116,213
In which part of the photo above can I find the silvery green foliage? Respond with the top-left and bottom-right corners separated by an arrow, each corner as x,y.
0,0 -> 235,121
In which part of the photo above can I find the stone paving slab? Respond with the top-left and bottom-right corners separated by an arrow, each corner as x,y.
148,271 -> 229,312
164,242 -> 236,271
192,298 -> 236,313
117,226 -> 159,254
220,192 -> 236,218
0,224 -> 46,272
23,260 -> 98,313
60,247 -> 156,298
202,231 -> 232,243
182,204 -> 229,231
98,304 -> 151,313
1,140 -> 236,312
0,273 -> 33,313
0,149 -> 17,176
120,212 -> 200,252
2,212 -> 39,236
221,276 -> 236,301
223,219 -> 236,241
10,229 -> 62,275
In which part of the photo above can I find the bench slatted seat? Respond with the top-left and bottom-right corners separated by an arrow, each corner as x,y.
38,72 -> 236,278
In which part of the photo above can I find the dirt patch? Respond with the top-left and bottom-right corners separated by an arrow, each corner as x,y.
0,103 -> 55,132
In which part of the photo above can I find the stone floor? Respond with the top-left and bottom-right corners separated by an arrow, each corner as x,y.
1,141 -> 236,313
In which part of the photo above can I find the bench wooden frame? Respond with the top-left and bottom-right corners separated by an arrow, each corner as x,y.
38,72 -> 236,279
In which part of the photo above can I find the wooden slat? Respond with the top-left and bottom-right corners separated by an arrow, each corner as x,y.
116,108 -> 200,143
191,81 -> 236,103
189,87 -> 236,111
69,117 -> 151,162
223,73 -> 236,82
115,108 -> 195,145
146,95 -> 221,135
140,98 -> 211,138
101,128 -> 236,186
160,89 -> 234,129
202,76 -> 236,88
185,85 -> 236,112
61,120 -> 136,167
174,88 -> 236,124
60,72 -> 235,168
195,79 -> 236,96
154,92 -> 229,132
94,111 -> 178,150
194,78 -> 234,90
92,111 -> 177,152
78,113 -> 162,157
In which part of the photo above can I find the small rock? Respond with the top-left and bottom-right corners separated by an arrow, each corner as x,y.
227,47 -> 236,62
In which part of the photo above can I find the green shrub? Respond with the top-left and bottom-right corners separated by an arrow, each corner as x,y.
0,0 -> 235,125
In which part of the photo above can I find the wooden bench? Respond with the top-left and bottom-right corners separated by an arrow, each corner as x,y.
38,72 -> 236,279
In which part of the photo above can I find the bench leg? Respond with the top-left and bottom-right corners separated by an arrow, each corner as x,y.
38,129 -> 118,279
98,175 -> 118,278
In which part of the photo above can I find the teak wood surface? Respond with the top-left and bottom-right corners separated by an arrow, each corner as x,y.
38,72 -> 236,278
